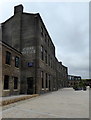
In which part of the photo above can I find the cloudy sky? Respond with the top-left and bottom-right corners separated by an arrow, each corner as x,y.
0,1 -> 89,79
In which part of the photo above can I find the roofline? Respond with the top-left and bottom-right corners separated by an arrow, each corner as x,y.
36,13 -> 55,49
2,16 -> 14,24
68,75 -> 81,78
0,41 -> 22,55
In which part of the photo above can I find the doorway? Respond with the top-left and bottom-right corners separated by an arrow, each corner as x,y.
27,77 -> 33,94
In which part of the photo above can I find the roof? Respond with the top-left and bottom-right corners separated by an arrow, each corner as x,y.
0,41 -> 22,55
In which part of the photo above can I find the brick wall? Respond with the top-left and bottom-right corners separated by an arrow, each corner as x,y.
2,43 -> 21,96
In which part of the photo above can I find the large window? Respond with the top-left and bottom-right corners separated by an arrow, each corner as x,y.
4,75 -> 9,90
41,45 -> 44,60
45,34 -> 47,43
41,27 -> 43,37
45,50 -> 47,64
50,58 -> 52,68
15,56 -> 19,68
6,51 -> 11,65
48,55 -> 50,66
46,73 -> 48,88
48,38 -> 49,46
48,75 -> 51,90
49,75 -> 51,91
14,77 -> 18,89
41,71 -> 44,88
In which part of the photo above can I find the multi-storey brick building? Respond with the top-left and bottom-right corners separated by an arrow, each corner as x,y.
68,75 -> 81,87
1,4 -> 68,96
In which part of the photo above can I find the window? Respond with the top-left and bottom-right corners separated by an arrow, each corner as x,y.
45,34 -> 47,43
49,75 -> 51,90
48,55 -> 50,66
48,74 -> 50,86
41,71 -> 44,88
28,62 -> 33,67
4,75 -> 9,90
41,45 -> 44,60
48,39 -> 50,46
52,60 -> 54,70
46,73 -> 48,88
41,27 -> 43,37
14,77 -> 18,89
6,51 -> 11,65
45,50 -> 47,64
50,58 -> 52,68
15,56 -> 19,68
27,77 -> 33,89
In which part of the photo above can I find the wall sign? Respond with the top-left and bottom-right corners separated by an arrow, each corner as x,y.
28,62 -> 33,67
22,47 -> 35,54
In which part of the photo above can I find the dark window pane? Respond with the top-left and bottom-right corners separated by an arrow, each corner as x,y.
48,55 -> 50,66
14,77 -> 18,89
45,34 -> 47,42
41,27 -> 43,37
4,75 -> 9,90
27,77 -> 33,89
6,51 -> 11,65
41,71 -> 44,88
15,56 -> 19,68
41,45 -> 44,60
46,73 -> 48,88
45,50 -> 47,64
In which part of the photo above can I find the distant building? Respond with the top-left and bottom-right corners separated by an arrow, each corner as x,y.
1,4 -> 68,96
82,79 -> 91,86
68,75 -> 81,87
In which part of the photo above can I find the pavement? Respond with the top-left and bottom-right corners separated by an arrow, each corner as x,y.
0,94 -> 39,106
1,87 -> 89,118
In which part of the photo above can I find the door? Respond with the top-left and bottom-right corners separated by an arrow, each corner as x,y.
27,77 -> 33,94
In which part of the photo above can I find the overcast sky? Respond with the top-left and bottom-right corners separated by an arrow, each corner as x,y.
0,1 -> 89,79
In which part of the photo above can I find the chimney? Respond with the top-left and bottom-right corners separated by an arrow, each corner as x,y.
14,4 -> 23,14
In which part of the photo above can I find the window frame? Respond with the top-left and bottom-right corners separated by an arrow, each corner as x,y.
15,56 -> 20,68
46,73 -> 48,88
14,77 -> 18,89
41,45 -> 44,61
41,71 -> 44,88
5,51 -> 11,65
3,75 -> 9,90
45,50 -> 47,64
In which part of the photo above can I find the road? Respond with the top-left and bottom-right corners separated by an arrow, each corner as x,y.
2,88 -> 89,118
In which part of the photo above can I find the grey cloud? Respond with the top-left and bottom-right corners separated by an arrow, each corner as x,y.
0,2 -> 89,79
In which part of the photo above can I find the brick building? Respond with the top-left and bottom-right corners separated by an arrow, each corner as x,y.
2,41 -> 21,96
68,75 -> 81,87
1,4 -> 68,96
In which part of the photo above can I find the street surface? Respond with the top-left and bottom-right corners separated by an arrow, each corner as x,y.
2,88 -> 89,118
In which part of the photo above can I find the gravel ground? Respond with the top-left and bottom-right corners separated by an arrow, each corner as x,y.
1,87 -> 89,118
